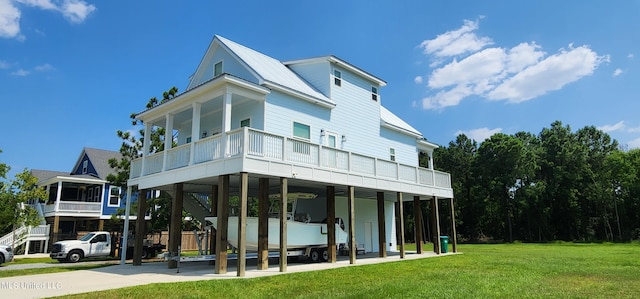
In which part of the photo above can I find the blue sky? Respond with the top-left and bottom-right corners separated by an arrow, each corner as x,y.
1,0 -> 639,179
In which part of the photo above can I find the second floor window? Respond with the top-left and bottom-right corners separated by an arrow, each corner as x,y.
372,86 -> 378,101
82,160 -> 88,174
334,70 -> 342,86
240,118 -> 250,127
293,122 -> 310,140
214,61 -> 223,77
390,148 -> 396,161
109,187 -> 120,206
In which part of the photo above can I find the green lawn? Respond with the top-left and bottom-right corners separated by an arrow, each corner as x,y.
56,242 -> 640,299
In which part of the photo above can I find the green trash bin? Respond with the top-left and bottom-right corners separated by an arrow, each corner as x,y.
439,236 -> 449,253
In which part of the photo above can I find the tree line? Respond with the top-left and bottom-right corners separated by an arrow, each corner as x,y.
428,120 -> 640,243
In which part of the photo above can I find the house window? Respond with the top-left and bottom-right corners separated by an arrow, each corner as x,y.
109,186 -> 120,206
214,61 -> 223,77
334,70 -> 342,86
82,160 -> 88,174
327,134 -> 337,148
186,136 -> 192,144
293,122 -> 310,140
390,148 -> 396,162
94,186 -> 101,202
371,86 -> 378,101
88,188 -> 93,202
240,118 -> 250,127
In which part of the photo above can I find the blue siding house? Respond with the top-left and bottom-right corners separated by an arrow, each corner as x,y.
31,148 -> 133,245
126,35 -> 455,273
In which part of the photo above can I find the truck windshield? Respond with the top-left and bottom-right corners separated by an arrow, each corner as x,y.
79,233 -> 96,241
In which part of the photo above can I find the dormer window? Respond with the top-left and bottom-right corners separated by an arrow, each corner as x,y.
372,86 -> 378,101
82,160 -> 88,174
334,70 -> 342,86
214,61 -> 223,77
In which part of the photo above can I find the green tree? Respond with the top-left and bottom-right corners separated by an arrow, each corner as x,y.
107,87 -> 179,238
0,150 -> 47,236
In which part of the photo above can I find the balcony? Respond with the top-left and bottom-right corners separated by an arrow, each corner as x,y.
43,201 -> 102,215
130,127 -> 451,193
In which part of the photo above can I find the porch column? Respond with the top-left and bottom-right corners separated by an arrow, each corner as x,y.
133,189 -> 148,266
209,184 -> 218,260
54,181 -> 62,213
347,186 -> 356,264
120,186 -> 133,265
279,177 -> 288,272
326,186 -> 336,263
215,175 -> 230,274
427,149 -> 434,169
450,197 -> 458,253
52,216 -> 60,243
221,89 -> 232,157
141,122 -> 151,175
190,102 -> 202,165
257,178 -> 269,270
237,172 -> 248,277
168,184 -> 184,269
414,196 -> 424,254
377,192 -> 387,258
396,192 -> 405,258
431,196 -> 441,254
162,113 -> 174,171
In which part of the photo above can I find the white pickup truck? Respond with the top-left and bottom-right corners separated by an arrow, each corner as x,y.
50,231 -> 112,263
50,231 -> 165,263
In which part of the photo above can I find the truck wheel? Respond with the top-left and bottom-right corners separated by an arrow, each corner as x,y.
322,249 -> 328,262
67,250 -> 83,263
0,253 -> 5,264
310,249 -> 320,262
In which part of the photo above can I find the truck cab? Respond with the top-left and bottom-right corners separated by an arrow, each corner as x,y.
50,231 -> 111,263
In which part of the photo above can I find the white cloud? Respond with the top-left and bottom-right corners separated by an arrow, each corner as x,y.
59,0 -> 95,23
488,45 -> 607,103
454,127 -> 502,142
0,0 -> 95,40
0,60 -> 10,69
598,121 -> 625,132
0,0 -> 21,39
628,126 -> 640,133
414,76 -> 423,84
34,63 -> 53,71
418,19 -> 493,60
10,68 -> 29,76
612,68 -> 623,77
628,137 -> 640,149
628,54 -> 634,59
416,19 -> 608,109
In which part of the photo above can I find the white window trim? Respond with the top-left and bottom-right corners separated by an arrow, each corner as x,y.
372,86 -> 379,101
326,132 -> 338,148
82,160 -> 88,174
390,147 -> 396,162
108,186 -> 121,207
214,60 -> 223,77
292,121 -> 311,141
240,117 -> 251,128
333,69 -> 342,86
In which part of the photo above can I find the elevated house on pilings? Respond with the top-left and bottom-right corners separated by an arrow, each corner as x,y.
125,35 -> 456,275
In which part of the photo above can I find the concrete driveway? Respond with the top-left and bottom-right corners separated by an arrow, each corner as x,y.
0,251 -> 455,298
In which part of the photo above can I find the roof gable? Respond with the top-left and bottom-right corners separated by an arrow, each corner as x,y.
188,35 -> 333,107
71,148 -> 121,180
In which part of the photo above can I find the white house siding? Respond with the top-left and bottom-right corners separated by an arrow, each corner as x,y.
379,126 -> 420,166
231,100 -> 265,130
264,90 -> 332,143
287,62 -> 331,98
189,44 -> 259,89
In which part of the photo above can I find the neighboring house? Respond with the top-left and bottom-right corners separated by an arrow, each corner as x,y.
31,148 -> 131,246
126,35 -> 455,272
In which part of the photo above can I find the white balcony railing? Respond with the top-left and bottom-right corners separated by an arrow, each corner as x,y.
130,127 -> 452,189
43,201 -> 102,214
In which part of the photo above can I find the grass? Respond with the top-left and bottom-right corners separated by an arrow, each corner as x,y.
56,243 -> 640,299
0,264 -> 111,278
6,257 -> 60,265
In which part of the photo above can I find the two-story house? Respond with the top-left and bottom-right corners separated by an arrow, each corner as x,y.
124,35 -> 455,275
32,148 -> 129,244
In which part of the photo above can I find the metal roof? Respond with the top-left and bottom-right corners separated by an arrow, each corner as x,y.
215,35 -> 334,106
380,106 -> 422,137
